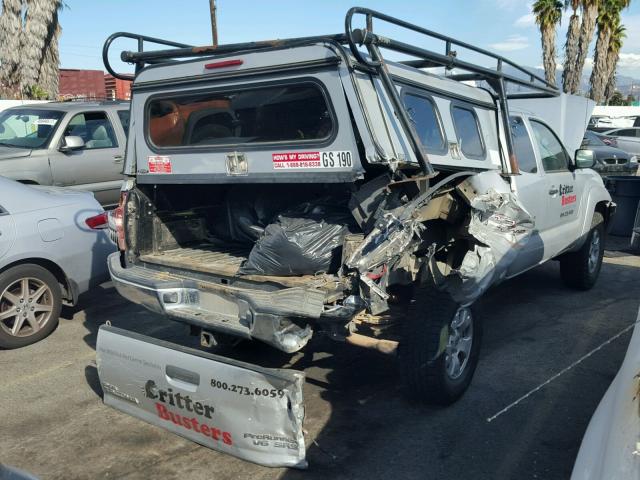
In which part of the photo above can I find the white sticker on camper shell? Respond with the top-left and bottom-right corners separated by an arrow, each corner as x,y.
272,151 -> 353,170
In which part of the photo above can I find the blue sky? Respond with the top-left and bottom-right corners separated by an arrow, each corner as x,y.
58,0 -> 640,79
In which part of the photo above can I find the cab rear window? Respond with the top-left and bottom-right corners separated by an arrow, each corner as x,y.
146,83 -> 333,148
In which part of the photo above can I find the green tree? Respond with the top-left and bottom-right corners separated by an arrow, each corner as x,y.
608,90 -> 626,105
534,0 -> 564,86
590,0 -> 629,103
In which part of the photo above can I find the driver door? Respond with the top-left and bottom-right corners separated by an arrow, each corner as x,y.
528,119 -> 585,257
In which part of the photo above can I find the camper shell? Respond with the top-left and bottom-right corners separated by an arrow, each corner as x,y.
104,7 -> 614,405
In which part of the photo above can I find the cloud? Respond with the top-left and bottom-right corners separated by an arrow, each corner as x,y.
515,5 -> 572,28
515,12 -> 535,28
618,53 -> 640,69
493,0 -> 524,11
489,35 -> 530,51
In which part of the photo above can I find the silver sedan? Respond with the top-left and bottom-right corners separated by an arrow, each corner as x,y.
0,177 -> 115,348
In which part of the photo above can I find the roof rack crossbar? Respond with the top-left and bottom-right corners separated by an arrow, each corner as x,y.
102,32 -> 193,80
344,7 -> 558,96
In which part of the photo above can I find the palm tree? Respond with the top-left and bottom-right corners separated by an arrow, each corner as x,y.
562,0 -> 582,92
604,22 -> 626,101
0,0 -> 24,98
534,0 -> 564,86
36,1 -> 63,98
590,0 -> 629,103
20,0 -> 64,99
566,0 -> 600,94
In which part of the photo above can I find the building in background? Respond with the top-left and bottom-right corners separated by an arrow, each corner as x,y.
58,69 -> 132,101
59,69 -> 106,100
104,74 -> 131,100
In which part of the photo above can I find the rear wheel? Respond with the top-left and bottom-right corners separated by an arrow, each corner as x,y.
399,285 -> 482,405
559,212 -> 605,290
0,264 -> 62,349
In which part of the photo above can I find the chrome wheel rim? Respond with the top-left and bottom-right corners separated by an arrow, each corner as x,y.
588,230 -> 601,274
0,278 -> 54,338
445,307 -> 473,380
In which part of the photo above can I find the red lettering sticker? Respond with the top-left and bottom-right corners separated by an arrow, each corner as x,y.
561,194 -> 576,206
148,155 -> 172,174
272,151 -> 353,169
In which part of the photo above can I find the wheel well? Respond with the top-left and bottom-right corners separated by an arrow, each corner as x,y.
0,258 -> 74,303
17,180 -> 39,185
595,200 -> 611,226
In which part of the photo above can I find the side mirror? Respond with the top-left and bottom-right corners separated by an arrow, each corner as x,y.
574,149 -> 596,169
60,135 -> 85,152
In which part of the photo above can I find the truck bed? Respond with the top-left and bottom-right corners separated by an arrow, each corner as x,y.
139,243 -> 342,290
140,244 -> 250,277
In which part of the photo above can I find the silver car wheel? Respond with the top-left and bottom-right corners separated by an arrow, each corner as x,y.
445,307 -> 473,380
588,230 -> 601,274
0,277 -> 54,338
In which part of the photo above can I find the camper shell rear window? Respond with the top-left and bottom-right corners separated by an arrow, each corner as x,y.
145,81 -> 335,150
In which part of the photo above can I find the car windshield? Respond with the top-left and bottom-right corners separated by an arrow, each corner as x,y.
582,131 -> 606,147
0,108 -> 64,149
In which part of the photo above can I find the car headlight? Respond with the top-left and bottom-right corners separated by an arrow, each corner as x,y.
631,155 -> 638,164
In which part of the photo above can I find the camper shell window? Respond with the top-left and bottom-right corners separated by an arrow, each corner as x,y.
401,90 -> 447,155
451,104 -> 486,160
145,81 -> 335,150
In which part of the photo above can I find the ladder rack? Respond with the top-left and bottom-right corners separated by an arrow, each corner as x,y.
103,7 -> 561,176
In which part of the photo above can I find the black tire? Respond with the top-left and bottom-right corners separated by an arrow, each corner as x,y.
0,264 -> 62,349
399,285 -> 482,405
559,212 -> 605,291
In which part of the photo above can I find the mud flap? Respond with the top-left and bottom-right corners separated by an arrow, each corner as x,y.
96,325 -> 307,468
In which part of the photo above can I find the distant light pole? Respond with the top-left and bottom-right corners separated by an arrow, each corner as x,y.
209,0 -> 218,47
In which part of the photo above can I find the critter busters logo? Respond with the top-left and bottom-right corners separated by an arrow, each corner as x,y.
560,184 -> 576,206
144,380 -> 233,445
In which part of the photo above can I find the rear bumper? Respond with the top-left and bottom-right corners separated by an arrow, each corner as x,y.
108,253 -> 325,353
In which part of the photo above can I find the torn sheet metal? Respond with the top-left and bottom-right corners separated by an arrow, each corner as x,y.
447,187 -> 535,305
96,325 -> 307,468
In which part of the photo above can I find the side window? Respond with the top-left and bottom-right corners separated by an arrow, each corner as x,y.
451,105 -> 485,159
64,111 -> 117,150
529,120 -> 570,172
117,110 -> 130,138
509,116 -> 537,174
402,93 -> 446,154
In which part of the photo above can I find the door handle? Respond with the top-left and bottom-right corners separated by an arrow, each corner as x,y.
548,187 -> 559,196
113,155 -> 124,164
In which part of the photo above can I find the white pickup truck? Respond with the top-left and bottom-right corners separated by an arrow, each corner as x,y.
103,8 -> 615,407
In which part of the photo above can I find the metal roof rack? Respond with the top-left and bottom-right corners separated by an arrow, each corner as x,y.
103,7 -> 562,176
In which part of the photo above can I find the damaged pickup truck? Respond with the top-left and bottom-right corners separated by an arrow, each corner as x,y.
104,7 -> 615,405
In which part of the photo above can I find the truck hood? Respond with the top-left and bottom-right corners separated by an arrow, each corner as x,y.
0,146 -> 32,160
511,94 -> 596,155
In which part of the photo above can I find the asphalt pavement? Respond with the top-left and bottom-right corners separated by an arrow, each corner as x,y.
1,237 -> 639,480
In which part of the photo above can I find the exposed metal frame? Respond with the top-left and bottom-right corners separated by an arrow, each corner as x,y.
102,6 -> 561,177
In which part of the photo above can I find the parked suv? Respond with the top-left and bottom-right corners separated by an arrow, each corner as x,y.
104,8 -> 615,405
0,100 -> 130,206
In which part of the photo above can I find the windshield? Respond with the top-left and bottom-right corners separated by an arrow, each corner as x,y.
0,108 -> 64,149
582,130 -> 606,147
